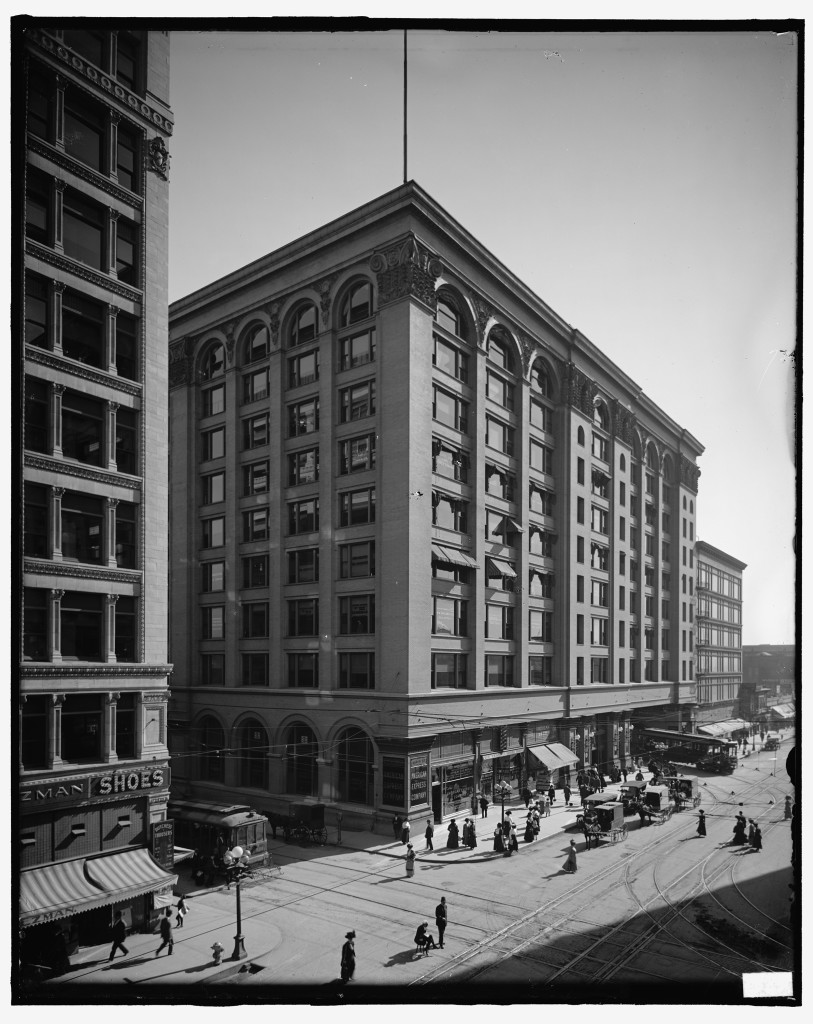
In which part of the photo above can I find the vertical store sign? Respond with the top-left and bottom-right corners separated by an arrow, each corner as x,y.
382,756 -> 405,807
151,820 -> 175,871
409,755 -> 428,807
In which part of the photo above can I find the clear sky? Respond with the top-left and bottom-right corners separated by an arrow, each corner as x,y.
167,27 -> 798,646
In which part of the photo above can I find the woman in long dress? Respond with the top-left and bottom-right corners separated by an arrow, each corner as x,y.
405,843 -> 416,877
524,815 -> 535,843
446,819 -> 460,849
468,820 -> 478,849
563,840 -> 578,873
460,819 -> 470,847
747,819 -> 756,846
493,825 -> 504,853
696,810 -> 706,837
340,931 -> 356,982
732,814 -> 747,846
752,825 -> 763,852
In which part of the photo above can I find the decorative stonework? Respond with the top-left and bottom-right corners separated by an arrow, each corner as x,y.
26,240 -> 141,303
564,362 -> 597,415
471,294 -> 497,347
612,399 -> 637,445
143,691 -> 171,702
169,337 -> 192,388
25,346 -> 141,397
369,235 -> 441,310
24,559 -> 141,585
679,454 -> 701,493
148,136 -> 170,179
25,453 -> 141,489
265,302 -> 283,348
21,663 -> 173,679
224,322 -> 237,366
318,276 -> 337,327
519,332 -> 536,376
27,136 -> 143,210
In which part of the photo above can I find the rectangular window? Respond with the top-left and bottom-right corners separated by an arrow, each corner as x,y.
591,617 -> 608,646
487,369 -> 514,411
26,169 -> 49,245
433,386 -> 469,433
243,461 -> 269,495
27,68 -> 50,142
62,391 -> 103,465
242,507 -> 269,542
592,433 -> 609,461
116,122 -> 139,192
485,603 -> 514,640
242,368 -> 269,403
576,536 -> 585,563
242,602 -> 269,638
62,289 -> 105,368
340,541 -> 375,578
619,620 -> 625,647
114,596 -> 136,662
25,273 -> 49,349
431,653 -> 467,689
339,487 -> 375,527
115,312 -> 138,380
242,414 -> 269,450
114,407 -> 137,475
591,579 -> 609,607
203,472 -> 225,505
577,497 -> 585,524
645,565 -> 655,587
577,575 -> 585,602
288,349 -> 319,388
433,335 -> 468,382
23,589 -> 48,661
339,594 -> 375,634
287,547 -> 319,584
202,561 -> 225,593
577,458 -> 585,485
434,493 -> 468,533
60,492 -> 104,563
619,586 -> 626,611
339,434 -> 376,474
202,384 -> 225,418
645,627 -> 655,650
242,653 -> 269,686
528,569 -> 554,598
116,217 -> 137,286
662,540 -> 670,561
242,554 -> 269,588
662,512 -> 671,533
200,653 -> 225,687
202,427 -> 225,461
620,481 -> 626,506
288,652 -> 319,688
645,660 -> 655,681
433,440 -> 469,484
339,652 -> 376,690
591,657 -> 609,683
114,502 -> 136,568
486,465 -> 515,501
340,328 -> 376,370
645,595 -> 654,617
619,517 -> 626,541
646,472 -> 656,496
202,517 -> 225,549
486,416 -> 514,456
630,591 -> 638,615
530,440 -> 553,475
339,380 -> 375,423
60,694 -> 103,760
24,484 -> 48,558
577,656 -> 584,685
288,598 -> 319,636
485,654 -> 514,688
288,498 -> 318,534
529,656 -> 553,686
63,190 -> 104,271
530,399 -> 553,433
201,605 -> 225,640
662,599 -> 670,620
631,527 -> 639,551
432,597 -> 468,636
662,572 -> 671,591
288,447 -> 319,485
577,614 -> 585,644
591,469 -> 609,499
630,659 -> 638,682
529,483 -> 553,516
661,628 -> 670,649
591,505 -> 608,534
529,609 -> 553,642
590,543 -> 609,571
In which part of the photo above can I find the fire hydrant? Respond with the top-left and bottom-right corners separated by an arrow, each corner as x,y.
211,941 -> 225,966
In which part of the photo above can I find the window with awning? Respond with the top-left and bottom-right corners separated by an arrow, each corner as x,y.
486,557 -> 516,579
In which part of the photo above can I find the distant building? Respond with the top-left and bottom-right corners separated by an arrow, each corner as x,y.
167,180 -> 703,831
17,23 -> 175,951
741,643 -> 795,730
693,541 -> 747,738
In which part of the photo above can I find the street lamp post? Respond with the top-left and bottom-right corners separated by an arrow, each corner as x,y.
223,846 -> 250,960
497,780 -> 512,824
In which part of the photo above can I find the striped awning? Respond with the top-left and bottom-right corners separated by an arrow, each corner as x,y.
85,847 -> 177,896
486,557 -> 517,579
431,544 -> 478,568
698,718 -> 750,737
770,704 -> 795,719
526,742 -> 578,771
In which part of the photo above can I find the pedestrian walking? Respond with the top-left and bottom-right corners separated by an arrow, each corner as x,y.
563,840 -> 578,873
468,820 -> 478,849
509,821 -> 519,854
548,782 -> 556,805
696,809 -> 706,837
598,770 -> 606,792
502,811 -> 512,839
424,818 -> 434,851
748,819 -> 756,847
340,930 -> 356,982
621,766 -> 628,783
532,807 -> 540,838
155,908 -> 174,957
493,824 -> 505,853
446,818 -> 460,849
524,814 -> 535,842
461,818 -> 471,847
563,783 -> 572,807
522,785 -> 532,808
479,794 -> 489,818
176,894 -> 188,928
435,897 -> 447,948
784,796 -> 793,820
732,813 -> 747,846
400,818 -> 411,845
405,843 -> 416,877
752,825 -> 763,853
108,910 -> 129,961
392,814 -> 402,840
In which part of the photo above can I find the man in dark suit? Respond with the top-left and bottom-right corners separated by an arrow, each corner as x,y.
435,896 -> 448,949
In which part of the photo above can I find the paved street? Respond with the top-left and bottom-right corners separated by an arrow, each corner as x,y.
34,736 -> 796,1004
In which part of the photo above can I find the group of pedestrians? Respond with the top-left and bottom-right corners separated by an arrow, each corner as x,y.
341,897 -> 449,982
731,811 -> 763,852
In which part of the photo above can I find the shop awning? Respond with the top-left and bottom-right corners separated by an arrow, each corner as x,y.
526,742 -> 578,771
174,846 -> 196,864
20,859 -> 106,928
697,723 -> 726,737
713,718 -> 751,735
486,557 -> 517,579
770,704 -> 795,719
85,847 -> 177,899
431,544 -> 479,569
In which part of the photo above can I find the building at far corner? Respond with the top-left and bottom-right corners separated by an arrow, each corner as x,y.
17,22 -> 176,957
692,541 -> 748,740
167,180 -> 703,836
741,643 -> 796,733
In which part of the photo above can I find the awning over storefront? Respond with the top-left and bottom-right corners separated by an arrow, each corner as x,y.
698,719 -> 750,737
19,849 -> 178,929
526,742 -> 578,771
770,704 -> 795,719
486,557 -> 517,579
431,544 -> 479,568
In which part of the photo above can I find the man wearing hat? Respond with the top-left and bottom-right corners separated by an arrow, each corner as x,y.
340,930 -> 356,982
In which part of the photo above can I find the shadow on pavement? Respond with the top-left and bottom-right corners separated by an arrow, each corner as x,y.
383,949 -> 425,968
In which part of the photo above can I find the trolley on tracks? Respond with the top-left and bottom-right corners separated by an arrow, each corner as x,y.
634,728 -> 738,774
642,784 -> 674,825
664,775 -> 701,811
267,802 -> 328,845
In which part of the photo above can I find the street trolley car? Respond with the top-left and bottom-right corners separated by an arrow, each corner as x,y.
664,775 -> 701,811
634,728 -> 738,774
266,803 -> 328,845
167,800 -> 269,867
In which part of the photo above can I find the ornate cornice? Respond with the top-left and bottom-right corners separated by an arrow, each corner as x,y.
679,454 -> 701,493
24,559 -> 142,585
369,235 -> 441,310
27,136 -> 143,211
24,453 -> 141,489
143,691 -> 171,702
564,362 -> 598,415
25,345 -> 141,398
32,31 -> 174,136
612,398 -> 638,445
20,663 -> 173,679
25,240 -> 142,304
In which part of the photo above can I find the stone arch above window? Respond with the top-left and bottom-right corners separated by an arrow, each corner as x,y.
199,342 -> 225,381
289,303 -> 319,348
531,357 -> 556,399
338,279 -> 375,328
486,327 -> 517,375
285,721 -> 319,797
434,290 -> 471,342
662,454 -> 674,482
632,433 -> 642,461
577,426 -> 585,446
593,399 -> 609,431
646,441 -> 659,471
620,454 -> 626,471
237,716 -> 269,789
335,725 -> 375,806
242,322 -> 270,365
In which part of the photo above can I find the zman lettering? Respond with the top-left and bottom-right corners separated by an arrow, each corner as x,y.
21,783 -> 84,802
98,770 -> 165,795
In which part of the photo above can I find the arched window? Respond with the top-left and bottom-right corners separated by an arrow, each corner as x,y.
632,434 -> 642,462
238,718 -> 269,789
593,401 -> 609,431
285,723 -> 318,796
435,296 -> 467,340
683,496 -> 687,510
199,715 -> 225,782
690,500 -> 694,514
242,323 -> 270,365
662,456 -> 674,482
487,331 -> 515,374
289,304 -> 318,348
200,343 -> 225,381
620,454 -> 626,472
340,281 -> 373,327
336,727 -> 374,805
577,426 -> 585,446
647,443 -> 659,471
531,359 -> 554,398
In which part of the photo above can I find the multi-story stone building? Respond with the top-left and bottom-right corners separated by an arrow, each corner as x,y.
741,643 -> 795,731
167,181 -> 702,831
17,23 -> 176,950
693,541 -> 747,738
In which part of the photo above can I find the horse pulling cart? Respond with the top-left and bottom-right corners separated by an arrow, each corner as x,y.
577,797 -> 628,845
664,775 -> 701,811
641,784 -> 674,825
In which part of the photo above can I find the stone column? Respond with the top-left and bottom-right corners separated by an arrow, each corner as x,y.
49,588 -> 64,663
50,281 -> 65,354
48,694 -> 65,768
108,111 -> 120,183
106,304 -> 118,374
134,692 -> 145,759
107,209 -> 119,277
53,75 -> 66,150
50,486 -> 64,561
106,401 -> 119,470
105,593 -> 119,662
105,497 -> 119,567
53,178 -> 66,253
316,756 -> 333,804
51,382 -> 65,457
104,692 -> 120,763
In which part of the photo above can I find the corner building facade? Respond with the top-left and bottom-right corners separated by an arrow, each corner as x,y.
168,183 -> 702,830
17,24 -> 175,947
